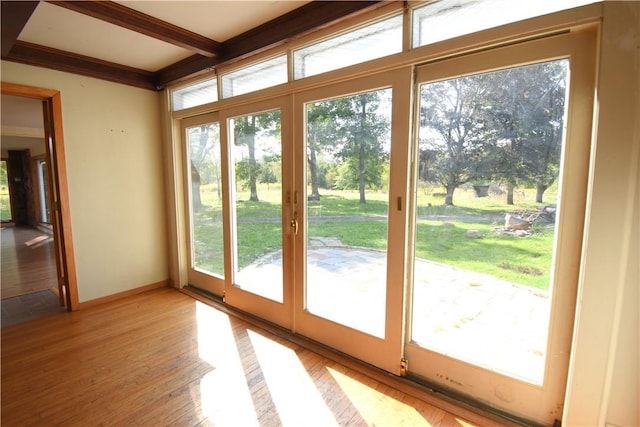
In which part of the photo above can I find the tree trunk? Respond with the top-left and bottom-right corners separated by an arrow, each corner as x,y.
358,102 -> 366,204
248,116 -> 259,202
444,184 -> 456,206
506,182 -> 514,205
308,146 -> 320,200
359,140 -> 366,204
536,184 -> 547,203
191,161 -> 202,210
215,165 -> 221,200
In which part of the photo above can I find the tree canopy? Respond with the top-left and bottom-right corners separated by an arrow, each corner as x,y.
306,89 -> 391,203
232,110 -> 281,202
419,59 -> 568,205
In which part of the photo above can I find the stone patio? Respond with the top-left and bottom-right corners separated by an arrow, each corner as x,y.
236,241 -> 550,384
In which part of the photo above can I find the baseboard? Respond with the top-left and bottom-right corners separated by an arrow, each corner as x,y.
77,280 -> 170,310
37,223 -> 53,235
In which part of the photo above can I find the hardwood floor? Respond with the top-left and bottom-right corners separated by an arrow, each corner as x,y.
1,287 -> 506,426
1,224 -> 58,299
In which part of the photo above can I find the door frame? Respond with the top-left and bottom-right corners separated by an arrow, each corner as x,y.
1,82 -> 79,310
220,95 -> 294,329
181,112 -> 226,298
403,29 -> 597,425
292,68 -> 413,374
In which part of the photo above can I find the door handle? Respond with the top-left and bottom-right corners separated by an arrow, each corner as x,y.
290,213 -> 299,235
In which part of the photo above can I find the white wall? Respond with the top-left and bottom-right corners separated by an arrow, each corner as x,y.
0,62 -> 168,302
564,2 -> 640,425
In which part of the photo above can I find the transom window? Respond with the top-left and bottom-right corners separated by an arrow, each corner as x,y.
293,14 -> 403,79
221,55 -> 287,99
172,77 -> 217,111
170,1 -> 600,105
412,0 -> 597,48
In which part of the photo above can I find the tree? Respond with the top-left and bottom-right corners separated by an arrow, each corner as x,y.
419,60 -> 567,206
306,90 -> 390,203
484,68 -> 530,205
522,61 -> 567,203
261,166 -> 277,190
335,92 -> 390,203
188,124 -> 220,210
233,110 -> 281,202
0,161 -> 8,189
234,116 -> 260,201
485,60 -> 567,204
419,75 -> 494,206
306,98 -> 353,200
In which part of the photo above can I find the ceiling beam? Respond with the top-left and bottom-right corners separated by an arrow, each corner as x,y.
3,0 -> 385,91
222,1 -> 383,61
155,0 -> 383,88
1,1 -> 39,57
154,55 -> 221,89
48,0 -> 222,58
4,41 -> 157,91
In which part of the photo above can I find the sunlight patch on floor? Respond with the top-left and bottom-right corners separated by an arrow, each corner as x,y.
248,329 -> 338,427
327,366 -> 442,426
24,234 -> 52,247
195,301 -> 259,426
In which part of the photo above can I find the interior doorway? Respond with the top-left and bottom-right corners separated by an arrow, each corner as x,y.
1,225 -> 64,326
1,94 -> 62,324
1,82 -> 79,321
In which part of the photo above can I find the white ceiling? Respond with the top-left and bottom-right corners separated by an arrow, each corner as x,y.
119,1 -> 307,47
18,1 -> 309,72
1,95 -> 45,154
2,0 -> 310,150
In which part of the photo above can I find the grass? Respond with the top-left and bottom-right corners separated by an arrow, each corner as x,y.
415,221 -> 554,288
193,221 -> 283,274
192,184 -> 558,290
0,186 -> 11,221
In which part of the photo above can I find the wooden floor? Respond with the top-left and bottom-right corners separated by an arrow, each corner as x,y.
1,287 -> 506,426
1,224 -> 58,299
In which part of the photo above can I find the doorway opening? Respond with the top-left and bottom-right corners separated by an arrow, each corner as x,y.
1,82 -> 79,324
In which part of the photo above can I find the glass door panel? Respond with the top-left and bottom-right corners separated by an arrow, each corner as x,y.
405,31 -> 595,425
37,160 -> 51,224
228,110 -> 284,303
293,69 -> 411,374
184,115 -> 225,296
412,58 -> 569,383
222,97 -> 292,328
304,88 -> 392,338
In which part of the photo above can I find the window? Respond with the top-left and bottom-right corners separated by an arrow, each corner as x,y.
294,14 -> 403,79
172,77 -> 218,111
0,160 -> 11,221
37,160 -> 51,223
221,55 -> 287,99
412,59 -> 570,383
185,121 -> 224,278
412,0 -> 598,48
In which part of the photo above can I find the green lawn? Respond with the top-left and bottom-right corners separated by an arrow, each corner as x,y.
193,184 -> 558,290
0,189 -> 11,221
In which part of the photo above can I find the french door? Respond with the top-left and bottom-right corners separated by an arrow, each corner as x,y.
183,98 -> 293,327
181,30 -> 594,425
220,97 -> 293,327
292,70 -> 411,374
183,113 -> 225,297
404,31 -> 595,424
